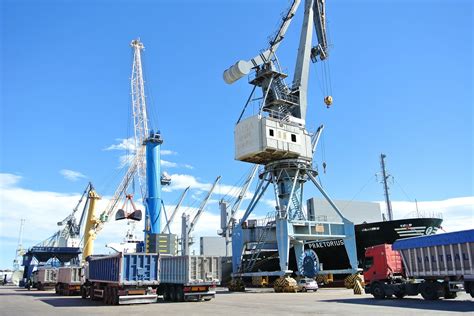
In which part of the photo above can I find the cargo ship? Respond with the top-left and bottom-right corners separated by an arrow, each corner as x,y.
305,217 -> 443,270
250,154 -> 443,273
303,153 -> 443,271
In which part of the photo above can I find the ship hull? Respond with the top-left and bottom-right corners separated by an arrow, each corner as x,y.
307,217 -> 443,270
247,217 -> 443,273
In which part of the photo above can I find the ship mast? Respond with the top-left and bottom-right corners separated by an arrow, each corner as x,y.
380,153 -> 393,221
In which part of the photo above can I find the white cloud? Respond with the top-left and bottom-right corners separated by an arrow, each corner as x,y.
60,169 -> 87,181
105,139 -> 188,169
104,138 -> 137,152
161,159 -> 178,168
161,150 -> 177,156
164,173 -> 251,201
0,173 -> 21,188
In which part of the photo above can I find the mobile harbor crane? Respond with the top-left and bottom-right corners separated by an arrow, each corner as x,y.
78,39 -> 220,304
223,0 -> 358,291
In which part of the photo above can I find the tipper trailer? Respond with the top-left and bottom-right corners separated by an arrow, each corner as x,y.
81,253 -> 160,305
29,267 -> 58,290
55,266 -> 81,295
364,229 -> 474,300
159,255 -> 220,301
81,253 -> 221,305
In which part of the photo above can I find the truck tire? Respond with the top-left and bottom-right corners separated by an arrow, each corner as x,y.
55,284 -> 60,294
104,287 -> 110,304
465,281 -> 474,298
112,288 -> 119,305
163,285 -> 171,301
420,281 -> 442,300
394,289 -> 406,299
90,285 -> 96,300
80,286 -> 87,299
169,285 -> 177,302
176,285 -> 185,302
371,282 -> 386,299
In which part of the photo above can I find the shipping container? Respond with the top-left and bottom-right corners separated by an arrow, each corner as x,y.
160,255 -> 221,285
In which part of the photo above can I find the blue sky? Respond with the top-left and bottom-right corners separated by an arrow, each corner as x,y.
0,0 -> 472,269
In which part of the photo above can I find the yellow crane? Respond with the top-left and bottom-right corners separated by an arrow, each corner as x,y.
81,187 -> 101,262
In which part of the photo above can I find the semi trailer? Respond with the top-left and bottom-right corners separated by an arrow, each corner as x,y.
80,252 -> 221,305
81,253 -> 160,305
364,229 -> 474,300
55,266 -> 81,295
158,255 -> 220,301
28,267 -> 58,290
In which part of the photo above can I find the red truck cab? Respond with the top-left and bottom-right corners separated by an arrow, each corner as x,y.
363,244 -> 403,285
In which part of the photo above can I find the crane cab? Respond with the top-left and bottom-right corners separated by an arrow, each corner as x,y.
234,114 -> 312,164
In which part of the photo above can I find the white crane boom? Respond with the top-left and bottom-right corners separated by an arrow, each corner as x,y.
187,176 -> 221,235
223,0 -> 301,84
227,165 -> 258,228
130,39 -> 149,201
161,186 -> 190,234
94,156 -> 138,234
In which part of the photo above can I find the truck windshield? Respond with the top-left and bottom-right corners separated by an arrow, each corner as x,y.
363,257 -> 374,271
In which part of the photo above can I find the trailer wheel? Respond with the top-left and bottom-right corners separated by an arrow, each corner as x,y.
163,285 -> 170,301
420,281 -> 442,300
80,286 -> 87,299
103,287 -> 109,304
90,285 -> 96,300
371,282 -> 386,299
169,285 -> 177,302
112,287 -> 118,305
463,281 -> 474,298
176,286 -> 185,302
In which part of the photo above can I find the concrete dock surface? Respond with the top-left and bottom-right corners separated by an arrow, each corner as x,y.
0,286 -> 473,315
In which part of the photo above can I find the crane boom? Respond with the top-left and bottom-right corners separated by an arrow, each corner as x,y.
130,39 -> 149,202
94,157 -> 138,234
227,165 -> 258,228
223,0 -> 301,84
187,176 -> 221,235
161,186 -> 190,234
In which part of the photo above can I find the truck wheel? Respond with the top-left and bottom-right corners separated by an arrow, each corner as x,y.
55,284 -> 60,294
169,285 -> 177,302
176,286 -> 185,302
80,286 -> 87,299
110,287 -> 119,305
444,291 -> 457,299
420,282 -> 441,300
163,285 -> 170,301
104,287 -> 109,304
371,282 -> 386,299
464,282 -> 474,298
90,285 -> 96,300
